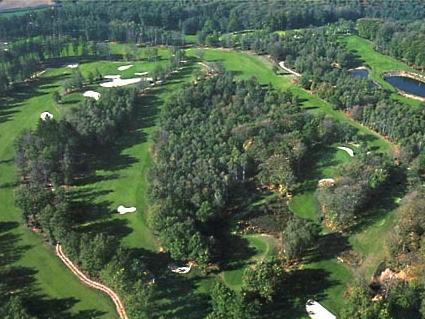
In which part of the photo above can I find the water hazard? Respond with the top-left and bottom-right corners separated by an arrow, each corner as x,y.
384,75 -> 425,99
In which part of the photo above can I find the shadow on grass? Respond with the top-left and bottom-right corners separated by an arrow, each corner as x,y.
0,221 -> 106,318
0,74 -> 69,124
127,247 -> 211,319
264,268 -> 336,318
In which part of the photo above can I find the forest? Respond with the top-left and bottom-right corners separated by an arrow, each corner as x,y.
1,0 -> 425,318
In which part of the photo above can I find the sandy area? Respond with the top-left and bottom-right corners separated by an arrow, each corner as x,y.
117,205 -> 136,215
135,72 -> 149,76
306,300 -> 336,319
101,76 -> 142,88
67,64 -> 79,69
118,65 -> 133,71
83,90 -> 101,101
168,263 -> 192,274
337,146 -> 354,157
278,61 -> 301,77
40,111 -> 53,121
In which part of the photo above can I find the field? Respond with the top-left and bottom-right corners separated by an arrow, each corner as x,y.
0,0 -> 52,12
190,48 -> 399,315
0,42 -> 402,318
0,45 -> 196,318
341,35 -> 423,108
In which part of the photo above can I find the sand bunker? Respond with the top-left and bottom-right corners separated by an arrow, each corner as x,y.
306,300 -> 336,319
40,111 -> 53,121
101,75 -> 142,88
135,72 -> 149,76
67,64 -> 79,69
337,146 -> 354,157
118,65 -> 133,71
278,61 -> 301,77
318,178 -> 335,188
168,263 -> 192,274
83,90 -> 101,101
104,75 -> 121,79
117,205 -> 136,215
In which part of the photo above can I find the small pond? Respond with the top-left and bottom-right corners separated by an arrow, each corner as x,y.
384,75 -> 425,99
349,68 -> 369,79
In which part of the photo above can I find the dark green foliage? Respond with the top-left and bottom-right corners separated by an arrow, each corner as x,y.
207,282 -> 259,319
316,153 -> 393,229
150,75 -> 337,263
242,259 -> 285,303
282,217 -> 320,261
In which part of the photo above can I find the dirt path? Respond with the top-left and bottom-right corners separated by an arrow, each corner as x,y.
56,244 -> 128,319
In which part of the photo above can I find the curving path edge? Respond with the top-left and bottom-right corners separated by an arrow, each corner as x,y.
56,244 -> 128,319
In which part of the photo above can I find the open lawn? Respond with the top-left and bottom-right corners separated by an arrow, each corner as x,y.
341,35 -> 424,108
0,73 -> 117,317
0,43 -> 402,318
0,45 -> 196,317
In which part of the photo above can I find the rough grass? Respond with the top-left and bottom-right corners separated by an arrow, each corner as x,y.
0,74 -> 117,318
341,35 -> 423,108
0,44 -> 194,317
222,234 -> 279,291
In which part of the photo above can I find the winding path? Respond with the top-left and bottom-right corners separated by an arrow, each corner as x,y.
55,244 -> 128,319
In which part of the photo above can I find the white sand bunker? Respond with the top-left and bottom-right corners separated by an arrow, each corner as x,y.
135,72 -> 149,76
168,263 -> 192,274
337,146 -> 354,157
100,75 -> 142,88
306,300 -> 336,319
104,75 -> 121,79
83,90 -> 101,101
318,178 -> 335,188
67,64 -> 79,69
117,205 -> 136,215
40,111 -> 53,121
118,65 -> 133,71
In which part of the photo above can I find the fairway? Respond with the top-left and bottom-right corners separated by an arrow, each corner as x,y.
341,35 -> 424,108
0,45 -> 196,317
189,48 -> 394,154
0,72 -> 117,317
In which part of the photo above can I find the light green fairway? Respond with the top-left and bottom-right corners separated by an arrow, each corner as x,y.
0,73 -> 117,318
341,35 -> 424,108
188,48 -> 394,154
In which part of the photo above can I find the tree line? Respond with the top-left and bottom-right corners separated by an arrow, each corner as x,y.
200,25 -> 425,160
357,18 -> 425,69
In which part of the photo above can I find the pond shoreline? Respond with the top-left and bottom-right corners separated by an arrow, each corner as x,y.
383,71 -> 425,102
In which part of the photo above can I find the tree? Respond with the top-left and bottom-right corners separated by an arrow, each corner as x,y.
207,282 -> 258,319
282,216 -> 320,261
242,259 -> 285,303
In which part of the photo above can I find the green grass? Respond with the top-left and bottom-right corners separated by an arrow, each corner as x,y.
222,234 -> 279,291
341,35 -> 424,108
0,73 -> 117,317
188,48 -> 394,154
0,45 -> 194,317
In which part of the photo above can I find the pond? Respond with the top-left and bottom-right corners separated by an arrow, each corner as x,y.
384,75 -> 425,99
349,68 -> 369,79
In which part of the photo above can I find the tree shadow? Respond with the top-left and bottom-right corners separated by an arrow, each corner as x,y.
306,233 -> 351,263
264,268 -> 336,318
0,74 -> 69,124
0,221 -> 106,318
